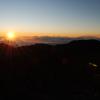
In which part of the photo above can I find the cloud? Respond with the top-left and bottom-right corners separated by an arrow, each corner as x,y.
0,35 -> 99,46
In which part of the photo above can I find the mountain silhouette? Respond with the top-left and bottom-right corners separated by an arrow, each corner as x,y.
0,39 -> 100,99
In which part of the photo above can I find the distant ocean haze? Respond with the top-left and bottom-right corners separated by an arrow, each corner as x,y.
0,35 -> 99,46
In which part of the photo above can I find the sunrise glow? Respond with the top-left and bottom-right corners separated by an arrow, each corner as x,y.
6,32 -> 16,41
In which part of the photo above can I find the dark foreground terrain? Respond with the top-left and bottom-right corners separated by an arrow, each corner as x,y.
0,39 -> 100,99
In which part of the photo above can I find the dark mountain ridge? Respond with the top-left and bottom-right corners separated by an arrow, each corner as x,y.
0,39 -> 100,99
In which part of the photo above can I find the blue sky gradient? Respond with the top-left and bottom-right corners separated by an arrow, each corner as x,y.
0,0 -> 100,36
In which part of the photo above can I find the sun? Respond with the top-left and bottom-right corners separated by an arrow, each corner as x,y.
6,32 -> 16,41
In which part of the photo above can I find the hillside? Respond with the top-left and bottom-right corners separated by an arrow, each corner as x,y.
0,39 -> 100,99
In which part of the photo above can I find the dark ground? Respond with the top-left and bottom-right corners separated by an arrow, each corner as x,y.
0,39 -> 100,99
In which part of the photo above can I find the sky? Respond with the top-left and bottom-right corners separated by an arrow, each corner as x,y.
0,0 -> 100,37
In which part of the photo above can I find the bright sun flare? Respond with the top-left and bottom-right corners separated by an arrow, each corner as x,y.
6,32 -> 16,41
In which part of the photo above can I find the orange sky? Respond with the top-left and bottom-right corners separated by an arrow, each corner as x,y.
0,32 -> 100,38
0,0 -> 100,37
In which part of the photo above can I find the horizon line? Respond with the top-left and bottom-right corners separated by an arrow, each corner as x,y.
0,32 -> 100,38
